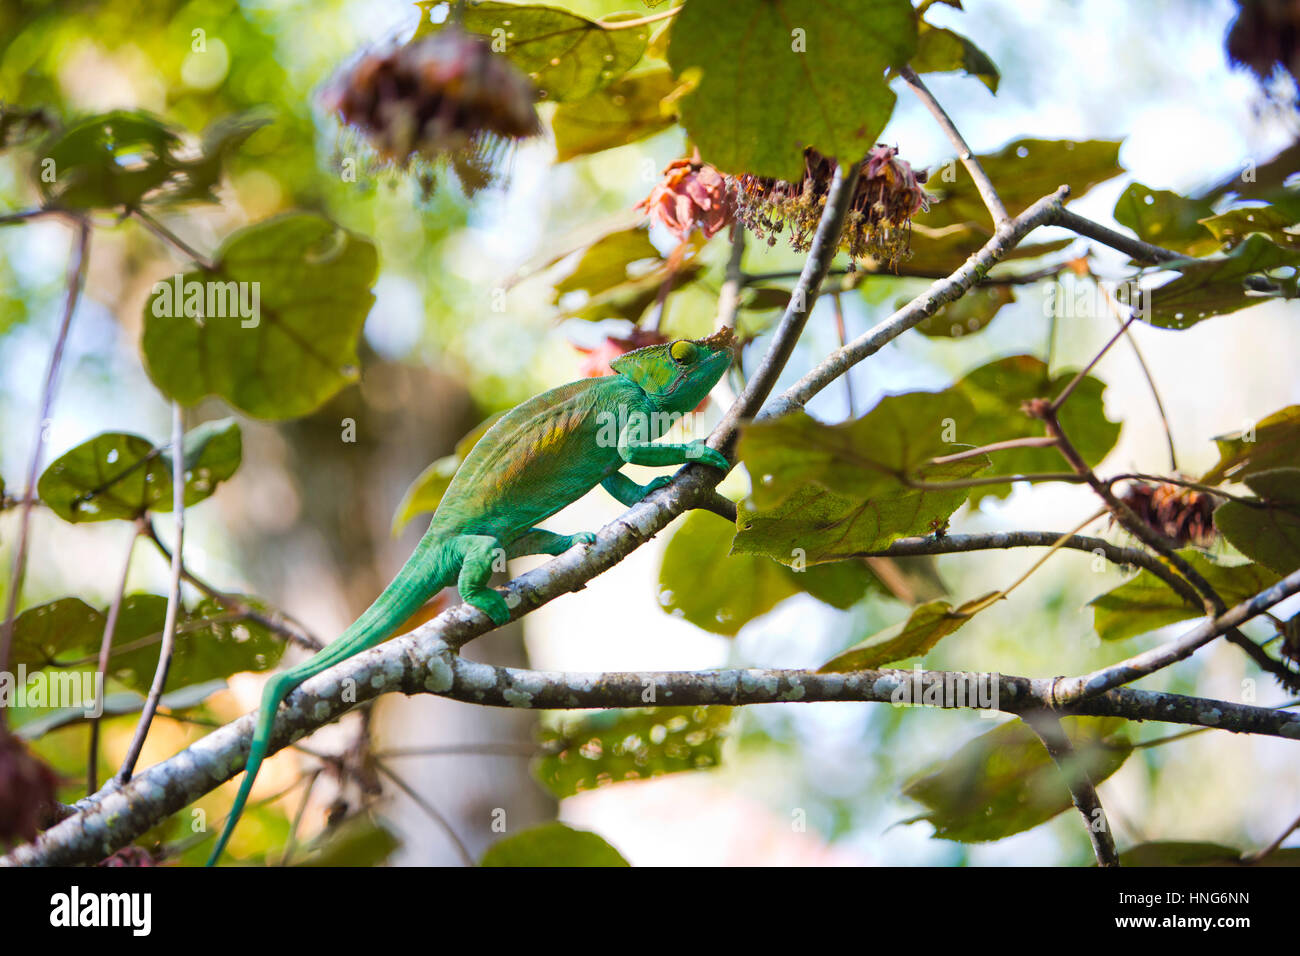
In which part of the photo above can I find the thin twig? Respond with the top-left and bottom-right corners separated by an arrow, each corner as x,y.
899,65 -> 1009,225
764,188 -> 1069,419
1049,314 -> 1135,413
279,767 -> 324,866
1094,274 -> 1177,471
132,208 -> 215,270
830,292 -> 855,415
88,524 -> 141,793
0,219 -> 91,710
1022,713 -> 1120,867
143,519 -> 322,651
711,157 -> 865,452
1243,808 -> 1300,863
1055,208 -> 1184,265
371,758 -> 475,866
1050,566 -> 1300,704
929,435 -> 1058,466
716,225 -> 746,331
117,404 -> 187,783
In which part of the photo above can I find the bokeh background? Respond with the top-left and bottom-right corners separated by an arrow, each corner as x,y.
1,0 -> 1297,865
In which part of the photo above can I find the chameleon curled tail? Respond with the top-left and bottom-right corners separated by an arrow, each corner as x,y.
205,533 -> 458,866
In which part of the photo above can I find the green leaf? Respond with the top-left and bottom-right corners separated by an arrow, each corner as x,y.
37,419 -> 241,522
105,594 -> 286,695
418,1 -> 650,102
1090,551 -> 1280,642
1112,182 -> 1217,255
820,592 -> 1001,671
910,24 -> 999,93
1201,201 -> 1300,252
1215,477 -> 1300,576
1140,233 -> 1300,329
141,213 -> 378,419
297,816 -> 401,867
1201,405 -> 1300,484
659,511 -> 876,635
480,822 -> 629,866
391,413 -> 502,535
914,285 -> 1014,338
740,390 -> 984,510
34,111 -> 262,211
9,598 -> 102,669
1120,841 -> 1300,867
954,354 -> 1121,504
553,228 -> 705,323
667,0 -> 917,178
901,717 -> 1132,843
920,138 -> 1123,231
536,705 -> 731,798
734,390 -> 991,562
552,69 -> 684,162
36,111 -> 181,211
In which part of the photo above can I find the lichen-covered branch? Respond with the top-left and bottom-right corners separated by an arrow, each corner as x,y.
6,616 -> 1298,865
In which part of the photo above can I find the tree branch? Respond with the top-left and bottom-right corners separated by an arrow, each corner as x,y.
8,625 -> 1299,865
1022,712 -> 1120,867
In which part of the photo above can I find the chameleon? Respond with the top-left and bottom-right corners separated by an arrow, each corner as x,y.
206,328 -> 735,865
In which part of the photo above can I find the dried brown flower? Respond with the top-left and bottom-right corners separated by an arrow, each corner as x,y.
637,158 -> 732,242
0,726 -> 59,846
324,27 -> 541,190
729,144 -> 931,269
98,845 -> 158,867
1120,480 -> 1217,547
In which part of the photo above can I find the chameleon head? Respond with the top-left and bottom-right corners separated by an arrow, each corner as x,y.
609,327 -> 735,413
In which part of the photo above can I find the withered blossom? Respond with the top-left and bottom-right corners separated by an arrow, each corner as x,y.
729,144 -> 931,268
324,27 -> 541,191
1119,480 -> 1217,548
637,157 -> 732,242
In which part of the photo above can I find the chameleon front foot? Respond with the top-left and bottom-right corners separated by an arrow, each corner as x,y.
685,441 -> 730,472
465,589 -> 511,626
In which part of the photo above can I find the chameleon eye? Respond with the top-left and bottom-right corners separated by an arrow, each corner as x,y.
670,340 -> 698,364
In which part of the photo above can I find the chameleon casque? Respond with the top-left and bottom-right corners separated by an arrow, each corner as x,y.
207,329 -> 735,865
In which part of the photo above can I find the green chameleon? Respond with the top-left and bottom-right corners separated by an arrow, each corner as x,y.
207,329 -> 735,865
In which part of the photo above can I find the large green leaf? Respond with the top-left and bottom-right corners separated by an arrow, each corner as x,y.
297,816 -> 401,867
536,706 -> 731,798
1112,182 -> 1217,256
735,390 -> 990,562
909,24 -> 999,93
1201,405 -> 1300,484
914,285 -> 1014,338
34,110 -> 262,211
141,213 -> 378,419
920,138 -> 1123,231
480,822 -> 629,866
105,595 -> 285,695
1201,200 -> 1300,252
8,598 -> 102,669
820,592 -> 1001,671
7,593 -> 284,694
954,355 -> 1121,504
1141,233 -> 1300,329
1120,842 -> 1300,867
659,511 -> 877,635
1214,470 -> 1300,576
901,717 -> 1132,843
418,1 -> 650,102
37,419 -> 241,522
667,0 -> 917,178
552,69 -> 684,162
1090,551 -> 1280,642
